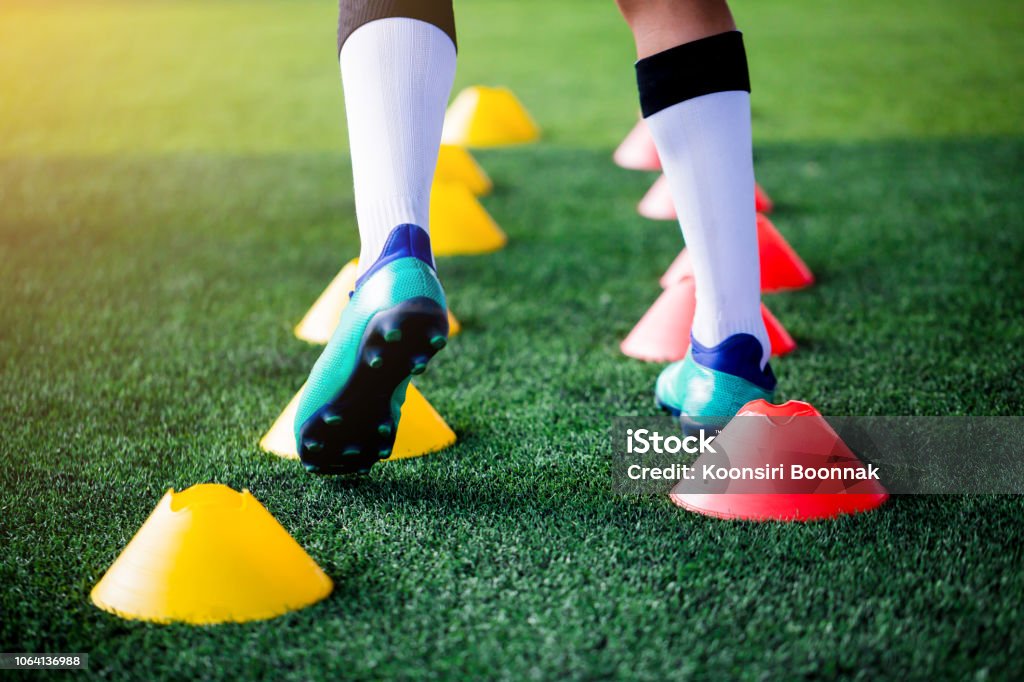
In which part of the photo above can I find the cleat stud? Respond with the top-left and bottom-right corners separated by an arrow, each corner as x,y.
368,352 -> 383,369
357,467 -> 372,475
377,423 -> 393,436
410,356 -> 429,375
303,439 -> 323,453
342,447 -> 361,456
384,329 -> 402,343
430,335 -> 447,350
378,448 -> 392,459
323,413 -> 342,425
303,463 -> 320,473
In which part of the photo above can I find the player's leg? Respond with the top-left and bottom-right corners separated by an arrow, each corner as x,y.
616,0 -> 776,430
294,1 -> 457,474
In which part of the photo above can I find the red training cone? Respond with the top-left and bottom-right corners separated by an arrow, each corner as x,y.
669,399 -> 889,521
620,278 -> 795,362
754,183 -> 774,214
638,175 -> 777,221
659,215 -> 814,293
761,305 -> 797,356
755,214 -> 813,291
613,118 -> 661,172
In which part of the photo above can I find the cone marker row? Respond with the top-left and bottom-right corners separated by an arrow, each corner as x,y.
614,116 -> 887,520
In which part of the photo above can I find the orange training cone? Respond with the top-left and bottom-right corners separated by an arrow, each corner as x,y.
658,248 -> 691,289
669,400 -> 889,521
621,278 -> 697,362
430,181 -> 507,256
615,119 -> 774,213
435,145 -> 493,196
294,259 -> 461,344
260,383 -> 456,462
613,118 -> 661,171
638,174 -> 776,221
637,174 -> 675,221
620,278 -> 795,362
441,86 -> 540,147
90,484 -> 332,624
659,215 -> 814,293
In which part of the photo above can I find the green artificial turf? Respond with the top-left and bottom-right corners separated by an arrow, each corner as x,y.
2,0 -> 1023,679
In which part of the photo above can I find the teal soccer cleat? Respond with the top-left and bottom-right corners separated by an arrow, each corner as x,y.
294,224 -> 448,475
655,333 -> 776,433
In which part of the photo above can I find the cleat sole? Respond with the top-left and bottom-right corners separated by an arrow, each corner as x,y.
298,296 -> 448,475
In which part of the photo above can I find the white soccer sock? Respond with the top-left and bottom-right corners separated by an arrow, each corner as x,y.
644,90 -> 770,366
340,18 -> 456,276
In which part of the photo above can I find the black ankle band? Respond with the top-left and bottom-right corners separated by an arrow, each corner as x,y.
636,31 -> 750,118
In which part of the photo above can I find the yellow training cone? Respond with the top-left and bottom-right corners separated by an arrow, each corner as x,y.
294,259 -> 462,344
260,383 -> 456,461
446,310 -> 462,336
294,259 -> 358,343
90,484 -> 332,625
435,145 -> 492,196
441,86 -> 540,147
430,181 -> 507,256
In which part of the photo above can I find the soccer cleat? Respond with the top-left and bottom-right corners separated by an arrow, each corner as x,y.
294,224 -> 448,475
655,333 -> 777,433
